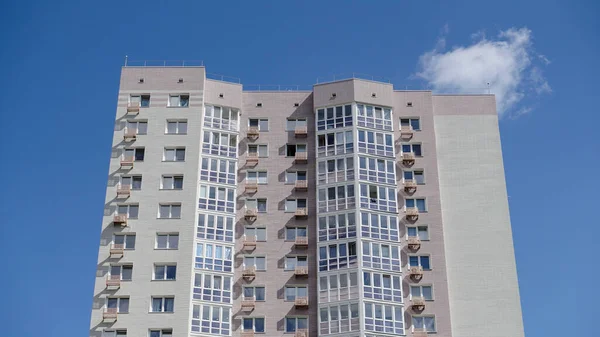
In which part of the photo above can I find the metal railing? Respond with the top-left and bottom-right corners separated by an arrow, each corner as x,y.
244,84 -> 312,91
206,73 -> 242,84
124,58 -> 204,67
316,72 -> 392,84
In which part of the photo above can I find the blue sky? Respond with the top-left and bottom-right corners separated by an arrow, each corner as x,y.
0,0 -> 598,336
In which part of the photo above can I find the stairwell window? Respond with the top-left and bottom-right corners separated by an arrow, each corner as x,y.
164,148 -> 185,162
151,297 -> 174,313
169,94 -> 189,107
158,204 -> 181,219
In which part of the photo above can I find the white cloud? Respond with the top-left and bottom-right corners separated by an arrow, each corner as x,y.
416,27 -> 550,117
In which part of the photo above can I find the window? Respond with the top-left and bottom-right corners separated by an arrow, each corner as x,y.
248,144 -> 268,157
360,212 -> 399,241
286,144 -> 307,157
362,241 -> 401,271
247,171 -> 268,184
403,170 -> 425,184
318,242 -> 358,271
317,157 -> 354,184
246,198 -> 267,213
409,255 -> 431,270
149,329 -> 171,337
163,148 -> 185,162
285,286 -> 307,301
358,156 -> 396,185
195,243 -> 234,272
286,118 -> 307,131
198,214 -> 234,243
204,105 -> 239,131
107,297 -> 129,313
317,184 -> 355,213
202,131 -> 237,158
318,212 -> 357,242
244,286 -> 266,301
319,303 -> 360,335
242,317 -> 265,333
359,183 -> 398,212
151,297 -> 174,313
412,316 -> 436,332
318,271 -> 359,302
166,120 -> 187,134
102,330 -> 127,337
110,265 -> 132,281
120,176 -> 142,190
200,157 -> 236,185
130,94 -> 150,107
193,273 -> 232,303
400,118 -> 421,131
123,148 -> 145,161
126,121 -> 148,135
169,94 -> 189,107
285,170 -> 307,184
191,304 -> 230,335
114,234 -> 136,249
405,198 -> 426,212
285,256 -> 308,270
249,118 -> 269,131
158,204 -> 181,219
407,226 -> 429,240
364,302 -> 404,335
161,175 -> 183,190
317,131 -> 354,157
285,227 -> 307,240
285,198 -> 307,212
357,129 -> 394,157
154,264 -> 176,280
244,256 -> 266,271
401,143 -> 423,156
156,233 -> 178,249
198,185 -> 235,213
410,285 -> 433,300
285,317 -> 308,333
117,204 -> 139,219
245,227 -> 267,241
363,271 -> 402,302
317,104 -> 353,130
357,104 -> 393,131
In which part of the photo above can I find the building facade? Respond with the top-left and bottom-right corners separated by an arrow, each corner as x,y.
89,65 -> 524,337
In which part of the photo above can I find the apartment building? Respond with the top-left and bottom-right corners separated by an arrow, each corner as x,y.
89,64 -> 524,337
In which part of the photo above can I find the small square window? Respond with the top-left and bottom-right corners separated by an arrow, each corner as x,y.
256,103 -> 262,107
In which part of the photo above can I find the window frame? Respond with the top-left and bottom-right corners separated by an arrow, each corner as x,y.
117,204 -> 139,219
149,329 -> 172,337
246,170 -> 268,184
316,104 -> 353,130
165,120 -> 188,134
113,233 -> 136,250
130,94 -> 150,107
411,315 -> 436,332
243,256 -> 267,271
243,286 -> 266,301
242,317 -> 266,333
106,296 -> 130,313
400,117 -> 421,131
155,233 -> 179,250
247,144 -> 268,158
406,225 -> 429,241
195,243 -> 234,272
197,214 -> 234,243
110,264 -> 133,281
123,147 -> 145,161
285,170 -> 307,184
163,147 -> 186,162
403,169 -> 425,184
410,285 -> 434,301
400,143 -> 423,157
285,316 -> 308,333
193,272 -> 232,303
160,175 -> 184,190
408,255 -> 432,270
168,94 -> 190,107
284,285 -> 308,301
405,198 -> 427,212
245,227 -> 267,242
153,264 -> 177,281
286,118 -> 307,131
248,118 -> 269,131
285,255 -> 308,271
150,296 -> 175,313
125,120 -> 148,135
246,198 -> 267,213
158,203 -> 182,219
285,198 -> 307,212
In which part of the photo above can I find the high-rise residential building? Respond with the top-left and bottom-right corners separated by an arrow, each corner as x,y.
90,64 -> 524,337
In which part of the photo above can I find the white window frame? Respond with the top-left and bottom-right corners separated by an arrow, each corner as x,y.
248,118 -> 269,131
408,255 -> 431,270
202,131 -> 238,157
244,256 -> 267,271
318,157 -> 355,184
285,198 -> 307,212
286,118 -> 307,131
285,255 -> 308,270
165,120 -> 188,134
197,214 -> 234,243
363,271 -> 403,302
318,211 -> 358,242
194,273 -> 233,303
204,105 -> 239,131
407,225 -> 429,241
117,204 -> 139,219
285,170 -> 307,184
156,233 -> 179,249
285,227 -> 307,241
102,330 -> 127,337
357,104 -> 393,131
242,317 -> 265,332
130,94 -> 150,107
403,169 -> 425,184
286,143 -> 307,157
405,198 -> 427,212
153,264 -> 177,281
168,94 -> 189,107
120,175 -> 142,190
318,271 -> 359,302
161,175 -> 184,190
106,296 -> 130,313
247,171 -> 268,184
245,227 -> 267,242
150,296 -> 174,313
163,147 -> 186,162
148,329 -> 172,337
110,264 -> 133,281
246,198 -> 267,213
284,285 -> 308,301
400,117 -> 421,131
248,144 -> 268,157
410,285 -> 434,301
195,243 -> 234,272
113,233 -> 136,249
316,104 -> 353,130
158,203 -> 181,219
125,120 -> 148,135
317,131 -> 354,157
360,211 -> 399,241
191,304 -> 231,335
358,156 -> 396,185
364,302 -> 404,335
243,286 -> 266,301
285,316 -> 308,333
401,143 -> 423,156
412,315 -> 436,332
357,129 -> 394,157
200,157 -> 236,185
123,147 -> 144,161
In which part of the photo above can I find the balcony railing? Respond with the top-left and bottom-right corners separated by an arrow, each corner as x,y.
102,308 -> 118,322
123,129 -> 137,141
243,266 -> 257,278
120,156 -> 134,169
404,179 -> 417,193
409,266 -> 424,281
116,185 -> 131,198
105,275 -> 121,288
295,126 -> 308,137
245,181 -> 258,193
400,125 -> 414,138
240,332 -> 255,337
247,127 -> 259,139
113,214 -> 128,226
110,244 -> 124,258
412,329 -> 428,337
411,296 -> 426,311
294,296 -> 308,307
407,236 -> 421,250
295,236 -> 308,247
241,297 -> 256,310
294,266 -> 308,276
246,152 -> 259,166
126,102 -> 140,115
295,329 -> 308,337
245,209 -> 258,220
295,180 -> 308,191
243,236 -> 257,249
405,207 -> 419,221
295,208 -> 308,218
402,152 -> 416,166
295,152 -> 308,163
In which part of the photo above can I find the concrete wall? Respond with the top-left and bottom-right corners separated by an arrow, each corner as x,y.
433,95 -> 524,337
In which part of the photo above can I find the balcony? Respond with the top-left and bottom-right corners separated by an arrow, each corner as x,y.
241,332 -> 255,337
294,266 -> 308,277
245,181 -> 258,194
407,236 -> 421,251
245,209 -> 258,221
102,308 -> 118,322
105,275 -> 121,289
409,266 -> 424,281
295,126 -> 308,137
246,152 -> 259,166
400,125 -> 414,139
404,179 -> 417,193
123,129 -> 137,141
405,207 -> 419,221
294,208 -> 308,218
241,297 -> 256,311
247,127 -> 259,139
294,296 -> 308,307
294,180 -> 308,191
113,214 -> 128,226
295,152 -> 308,163
294,236 -> 308,247
126,102 -> 140,115
109,244 -> 124,258
243,266 -> 257,278
243,236 -> 257,249
411,296 -> 426,312
295,329 -> 308,337
120,157 -> 134,169
402,152 -> 415,166
116,185 -> 131,199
